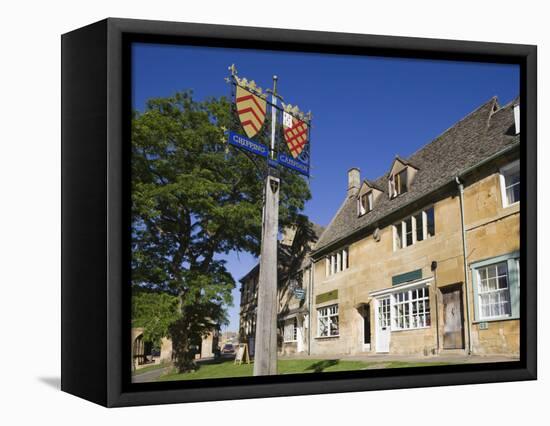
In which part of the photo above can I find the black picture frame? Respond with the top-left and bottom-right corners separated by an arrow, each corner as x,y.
61,17 -> 537,407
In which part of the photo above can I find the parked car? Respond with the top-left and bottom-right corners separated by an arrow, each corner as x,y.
221,343 -> 235,354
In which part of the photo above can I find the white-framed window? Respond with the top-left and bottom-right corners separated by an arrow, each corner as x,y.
392,286 -> 431,330
389,169 -> 408,198
476,262 -> 511,320
500,160 -> 520,207
358,191 -> 374,215
283,318 -> 298,342
317,304 -> 339,337
513,104 -> 520,134
393,207 -> 435,250
325,247 -> 349,276
396,169 -> 408,195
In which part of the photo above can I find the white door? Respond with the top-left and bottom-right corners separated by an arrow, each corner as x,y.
376,296 -> 391,353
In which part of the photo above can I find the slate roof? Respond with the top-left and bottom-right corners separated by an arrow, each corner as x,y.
314,97 -> 520,254
362,178 -> 385,192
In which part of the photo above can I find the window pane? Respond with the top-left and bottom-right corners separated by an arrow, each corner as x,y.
497,262 -> 507,276
505,170 -> 520,187
479,268 -> 487,282
507,184 -> 520,205
330,316 -> 339,335
360,194 -> 367,214
426,208 -> 435,237
503,163 -> 520,205
395,225 -> 402,249
415,213 -> 424,242
398,170 -> 408,194
368,191 -> 373,211
344,248 -> 349,269
405,217 -> 413,246
319,318 -> 328,336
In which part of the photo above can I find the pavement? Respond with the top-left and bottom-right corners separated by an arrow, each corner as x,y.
132,366 -> 174,383
278,352 -> 519,365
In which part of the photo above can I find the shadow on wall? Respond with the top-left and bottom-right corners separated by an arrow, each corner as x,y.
305,359 -> 339,373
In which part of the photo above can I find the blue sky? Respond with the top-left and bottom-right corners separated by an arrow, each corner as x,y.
132,42 -> 519,331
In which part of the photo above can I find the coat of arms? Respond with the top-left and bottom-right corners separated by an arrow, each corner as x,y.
283,113 -> 309,159
235,85 -> 267,138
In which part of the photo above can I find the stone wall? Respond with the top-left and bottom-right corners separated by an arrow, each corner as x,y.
311,162 -> 520,357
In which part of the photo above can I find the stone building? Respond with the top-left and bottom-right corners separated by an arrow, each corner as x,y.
131,327 -> 219,370
131,327 -> 173,370
199,330 -> 220,358
239,222 -> 324,356
309,97 -> 520,357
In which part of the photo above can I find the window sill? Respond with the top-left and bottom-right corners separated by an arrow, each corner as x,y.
283,340 -> 297,344
502,201 -> 520,209
393,235 -> 435,252
473,315 -> 519,324
391,325 -> 431,332
314,335 -> 340,340
323,269 -> 351,283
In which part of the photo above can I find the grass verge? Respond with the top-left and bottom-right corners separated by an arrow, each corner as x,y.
158,358 -> 452,381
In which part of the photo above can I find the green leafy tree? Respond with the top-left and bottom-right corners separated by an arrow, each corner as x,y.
132,290 -> 181,347
131,91 -> 311,372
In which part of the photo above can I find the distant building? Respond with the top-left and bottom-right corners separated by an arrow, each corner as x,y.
131,327 -> 172,370
131,326 -> 220,370
239,222 -> 324,356
198,329 -> 220,358
219,330 -> 238,347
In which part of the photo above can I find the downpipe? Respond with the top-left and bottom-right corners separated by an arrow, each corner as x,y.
455,176 -> 473,355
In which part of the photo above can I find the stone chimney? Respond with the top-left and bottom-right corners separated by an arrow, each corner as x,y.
347,168 -> 360,198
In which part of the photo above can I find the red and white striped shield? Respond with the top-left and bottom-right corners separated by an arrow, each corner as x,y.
235,86 -> 267,138
283,115 -> 308,159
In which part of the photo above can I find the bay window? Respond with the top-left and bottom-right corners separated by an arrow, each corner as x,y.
392,286 -> 430,330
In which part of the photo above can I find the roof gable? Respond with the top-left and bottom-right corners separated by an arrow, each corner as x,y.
388,156 -> 418,177
358,180 -> 383,197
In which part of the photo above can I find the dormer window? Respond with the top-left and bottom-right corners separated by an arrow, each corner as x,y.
388,157 -> 417,199
357,181 -> 381,217
395,169 -> 408,195
389,169 -> 408,198
359,191 -> 373,215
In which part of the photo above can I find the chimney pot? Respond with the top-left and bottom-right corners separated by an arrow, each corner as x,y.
348,168 -> 360,197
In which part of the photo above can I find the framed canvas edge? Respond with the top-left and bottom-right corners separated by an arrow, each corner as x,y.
99,18 -> 537,407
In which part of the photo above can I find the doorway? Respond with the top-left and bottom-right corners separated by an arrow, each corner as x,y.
442,285 -> 465,350
363,305 -> 371,349
356,304 -> 371,351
